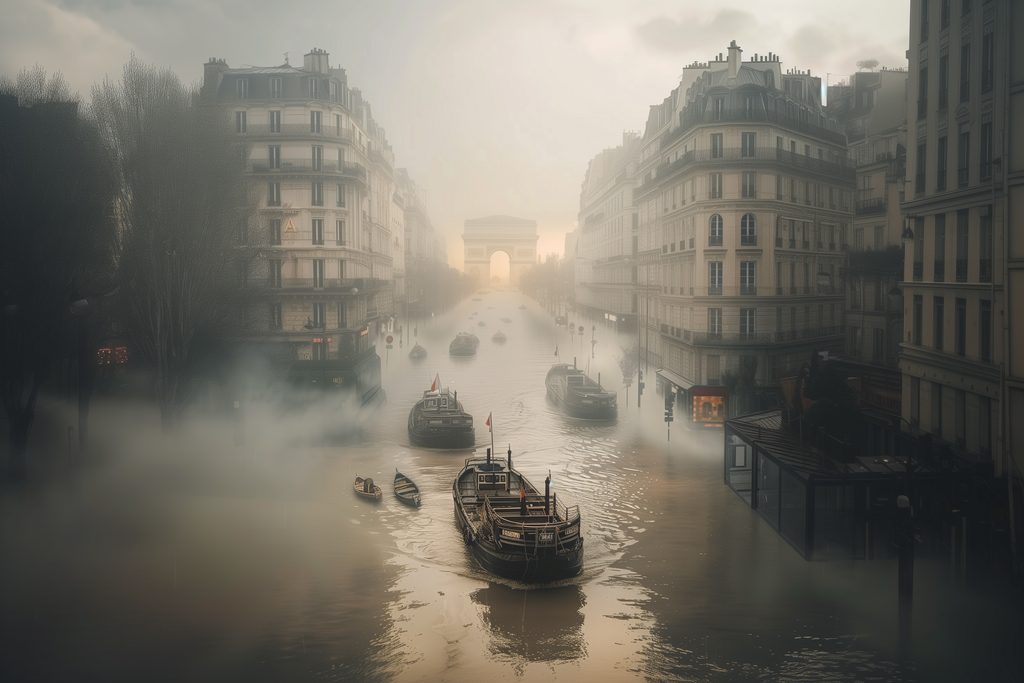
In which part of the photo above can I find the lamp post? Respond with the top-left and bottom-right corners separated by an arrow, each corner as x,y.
68,297 -> 92,452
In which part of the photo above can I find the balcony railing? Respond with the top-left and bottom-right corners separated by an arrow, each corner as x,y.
664,107 -> 846,149
740,235 -> 758,247
957,167 -> 969,187
251,160 -> 367,180
241,124 -> 355,141
690,325 -> 844,345
855,197 -> 887,215
637,145 -> 855,195
708,235 -> 723,247
979,258 -> 992,283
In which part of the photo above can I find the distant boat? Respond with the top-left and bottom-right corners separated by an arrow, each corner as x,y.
473,297 -> 482,301
394,470 -> 422,507
500,317 -> 512,324
518,305 -> 527,310
454,450 -> 583,582
353,476 -> 382,501
492,330 -> 507,343
449,332 -> 479,356
408,384 -> 475,449
409,343 -> 427,360
545,362 -> 617,420
477,320 -> 486,327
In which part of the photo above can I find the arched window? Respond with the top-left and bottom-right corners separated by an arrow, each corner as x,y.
709,214 -> 723,246
741,213 -> 757,246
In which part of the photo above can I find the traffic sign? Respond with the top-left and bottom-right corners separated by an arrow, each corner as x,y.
386,335 -> 394,344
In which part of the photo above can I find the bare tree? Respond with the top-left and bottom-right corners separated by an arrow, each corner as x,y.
92,58 -> 247,428
0,67 -> 115,476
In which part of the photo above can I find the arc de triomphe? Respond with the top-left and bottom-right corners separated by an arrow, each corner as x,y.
463,215 -> 538,287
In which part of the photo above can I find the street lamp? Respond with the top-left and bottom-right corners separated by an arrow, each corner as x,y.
900,215 -> 915,242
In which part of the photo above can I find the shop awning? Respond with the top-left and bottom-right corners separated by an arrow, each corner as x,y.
656,368 -> 694,391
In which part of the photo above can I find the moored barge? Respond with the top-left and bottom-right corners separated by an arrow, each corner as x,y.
545,361 -> 617,420
408,381 -> 475,449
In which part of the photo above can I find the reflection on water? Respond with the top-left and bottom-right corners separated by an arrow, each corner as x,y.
472,583 -> 586,665
1,289 -> 1021,682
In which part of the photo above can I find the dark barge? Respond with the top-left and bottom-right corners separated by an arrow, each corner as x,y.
449,332 -> 480,356
408,383 -> 475,449
453,449 -> 583,582
545,362 -> 617,420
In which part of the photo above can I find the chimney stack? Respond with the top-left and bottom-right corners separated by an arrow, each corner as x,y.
727,40 -> 742,79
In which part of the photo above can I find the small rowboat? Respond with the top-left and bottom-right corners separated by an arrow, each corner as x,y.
394,470 -> 422,507
354,476 -> 382,501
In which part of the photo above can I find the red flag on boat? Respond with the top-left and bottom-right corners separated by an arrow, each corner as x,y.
485,412 -> 492,432
430,373 -> 439,392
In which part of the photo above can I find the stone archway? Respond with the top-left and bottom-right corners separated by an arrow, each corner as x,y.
463,216 -> 538,287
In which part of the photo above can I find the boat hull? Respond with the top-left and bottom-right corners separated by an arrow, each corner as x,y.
546,385 -> 617,420
409,424 -> 476,449
454,506 -> 584,582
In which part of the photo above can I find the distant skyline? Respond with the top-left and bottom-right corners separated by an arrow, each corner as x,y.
3,0 -> 910,268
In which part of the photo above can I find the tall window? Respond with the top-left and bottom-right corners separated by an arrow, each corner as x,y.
236,78 -> 249,99
709,214 -> 723,246
312,182 -> 323,206
336,184 -> 345,207
913,217 -> 925,280
931,383 -> 943,433
955,389 -> 966,448
917,66 -> 928,119
269,260 -> 282,288
934,214 -> 946,282
710,133 -> 723,159
336,219 -> 345,245
313,259 -> 325,288
270,303 -> 282,330
980,209 -> 992,282
920,0 -> 929,38
910,377 -> 921,426
938,51 -> 949,108
962,0 -> 972,16
775,175 -> 783,200
934,296 -> 945,350
312,218 -> 324,245
235,110 -> 247,133
937,136 -> 948,191
709,173 -> 722,199
270,218 -> 281,245
708,308 -> 722,337
712,98 -> 724,121
959,43 -> 971,103
269,77 -> 282,98
958,129 -> 970,188
310,110 -> 322,133
269,110 -> 281,133
740,308 -> 756,338
708,261 -> 723,295
980,121 -> 993,180
338,302 -> 348,329
941,0 -> 950,29
915,142 -> 926,194
981,26 -> 994,93
956,210 -> 968,281
268,145 -> 280,169
312,302 -> 325,328
741,132 -> 756,158
740,213 -> 757,246
742,172 -> 757,199
873,329 -> 885,362
740,261 -> 757,295
913,295 -> 923,345
312,145 -> 323,171
955,298 -> 966,356
308,78 -> 320,99
267,181 -> 281,207
980,299 -> 992,361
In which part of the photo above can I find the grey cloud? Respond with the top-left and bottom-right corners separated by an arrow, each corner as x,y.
634,9 -> 759,53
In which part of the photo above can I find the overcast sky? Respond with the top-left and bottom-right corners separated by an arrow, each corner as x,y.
3,0 -> 909,269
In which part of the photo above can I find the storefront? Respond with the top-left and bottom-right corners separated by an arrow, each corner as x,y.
656,370 -> 728,428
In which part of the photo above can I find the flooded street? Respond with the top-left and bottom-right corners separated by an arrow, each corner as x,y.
1,291 -> 1020,682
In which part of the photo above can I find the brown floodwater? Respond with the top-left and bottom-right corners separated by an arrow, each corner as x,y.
1,290 -> 1020,682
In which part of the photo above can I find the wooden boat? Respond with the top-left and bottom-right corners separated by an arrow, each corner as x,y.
449,332 -> 479,356
453,449 -> 583,582
394,470 -> 422,507
409,343 -> 427,360
353,476 -> 382,501
545,361 -> 617,420
408,384 -> 475,449
477,320 -> 486,327
492,330 -> 507,343
518,305 -> 527,310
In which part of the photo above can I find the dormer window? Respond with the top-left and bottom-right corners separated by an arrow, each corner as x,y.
236,78 -> 249,99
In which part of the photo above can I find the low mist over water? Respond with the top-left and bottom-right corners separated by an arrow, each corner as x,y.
2,292 -> 1019,682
